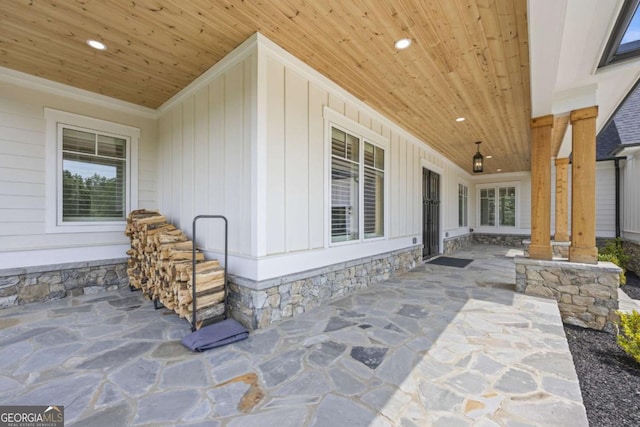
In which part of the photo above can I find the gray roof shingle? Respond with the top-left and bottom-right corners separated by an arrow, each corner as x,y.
597,82 -> 640,159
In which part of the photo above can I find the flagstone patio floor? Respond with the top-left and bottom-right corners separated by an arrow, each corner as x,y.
0,245 -> 589,426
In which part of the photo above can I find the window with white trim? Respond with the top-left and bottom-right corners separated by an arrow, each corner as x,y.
331,126 -> 385,243
45,109 -> 138,232
458,183 -> 468,227
479,185 -> 516,227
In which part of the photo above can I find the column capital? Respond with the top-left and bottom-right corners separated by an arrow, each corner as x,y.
531,114 -> 554,128
554,157 -> 570,166
570,106 -> 598,123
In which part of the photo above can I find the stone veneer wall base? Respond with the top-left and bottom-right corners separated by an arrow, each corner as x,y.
515,257 -> 621,333
443,234 -> 473,255
227,245 -> 422,330
472,233 -> 529,247
0,259 -> 129,308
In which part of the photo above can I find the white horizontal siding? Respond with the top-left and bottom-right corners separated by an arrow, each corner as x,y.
0,78 -> 157,268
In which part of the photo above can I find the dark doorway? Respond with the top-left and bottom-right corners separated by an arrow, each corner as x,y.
422,168 -> 440,258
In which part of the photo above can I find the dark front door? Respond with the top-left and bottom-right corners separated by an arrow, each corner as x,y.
422,168 -> 440,258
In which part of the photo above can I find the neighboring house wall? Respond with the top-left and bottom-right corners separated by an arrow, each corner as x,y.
0,75 -> 157,270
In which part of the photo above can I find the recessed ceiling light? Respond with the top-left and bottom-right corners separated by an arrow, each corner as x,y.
394,38 -> 412,50
87,39 -> 107,50
455,117 -> 465,122
486,155 -> 493,159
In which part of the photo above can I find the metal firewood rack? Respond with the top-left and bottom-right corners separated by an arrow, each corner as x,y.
190,215 -> 228,332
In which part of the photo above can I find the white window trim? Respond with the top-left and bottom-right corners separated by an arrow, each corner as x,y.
457,180 -> 469,228
476,181 -> 520,231
45,108 -> 139,233
324,106 -> 390,248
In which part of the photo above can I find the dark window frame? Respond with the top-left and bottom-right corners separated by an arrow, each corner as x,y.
599,0 -> 640,68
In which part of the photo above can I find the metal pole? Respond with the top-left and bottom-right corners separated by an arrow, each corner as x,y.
191,215 -> 228,332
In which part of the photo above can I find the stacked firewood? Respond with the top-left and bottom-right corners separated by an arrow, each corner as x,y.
125,209 -> 225,328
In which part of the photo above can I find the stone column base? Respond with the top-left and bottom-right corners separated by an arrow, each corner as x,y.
515,257 -> 621,332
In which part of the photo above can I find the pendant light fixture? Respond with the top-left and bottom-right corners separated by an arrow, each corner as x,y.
473,141 -> 484,173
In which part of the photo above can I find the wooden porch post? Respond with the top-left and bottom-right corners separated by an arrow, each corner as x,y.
554,157 -> 570,242
569,106 -> 598,264
529,115 -> 554,260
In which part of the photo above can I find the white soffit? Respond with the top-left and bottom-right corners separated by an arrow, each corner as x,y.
528,0 -> 568,118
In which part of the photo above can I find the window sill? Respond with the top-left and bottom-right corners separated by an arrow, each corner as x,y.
46,222 -> 126,234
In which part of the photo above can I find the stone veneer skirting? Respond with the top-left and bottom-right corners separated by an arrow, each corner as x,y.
443,234 -> 474,255
473,233 -> 529,247
227,245 -> 422,330
0,259 -> 129,308
522,240 -> 570,258
515,257 -> 621,332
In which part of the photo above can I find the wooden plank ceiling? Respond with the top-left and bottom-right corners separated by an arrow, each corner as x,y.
0,0 -> 531,173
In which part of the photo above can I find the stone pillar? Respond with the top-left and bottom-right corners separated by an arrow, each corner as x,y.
569,106 -> 598,264
529,115 -> 554,260
554,157 -> 570,242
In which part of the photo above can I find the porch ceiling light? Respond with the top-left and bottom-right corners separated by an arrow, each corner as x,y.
473,141 -> 484,173
394,38 -> 412,50
87,39 -> 107,50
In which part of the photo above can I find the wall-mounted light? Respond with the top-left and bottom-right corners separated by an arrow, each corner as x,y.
473,141 -> 484,173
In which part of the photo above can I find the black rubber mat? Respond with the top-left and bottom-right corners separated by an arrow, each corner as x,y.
425,256 -> 473,268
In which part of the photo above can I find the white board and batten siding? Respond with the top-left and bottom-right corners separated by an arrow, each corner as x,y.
156,44 -> 257,265
0,72 -> 157,269
156,34 -> 475,282
256,35 -> 481,281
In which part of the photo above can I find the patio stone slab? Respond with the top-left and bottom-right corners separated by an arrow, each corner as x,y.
71,402 -> 132,427
109,359 -> 160,397
350,346 -> 388,369
275,370 -> 332,396
307,341 -> 347,368
160,359 -> 208,388
328,366 -> 368,395
134,390 -> 199,424
494,368 -> 538,394
258,349 -> 305,387
227,407 -> 309,427
311,394 -> 385,427
75,342 -> 155,370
